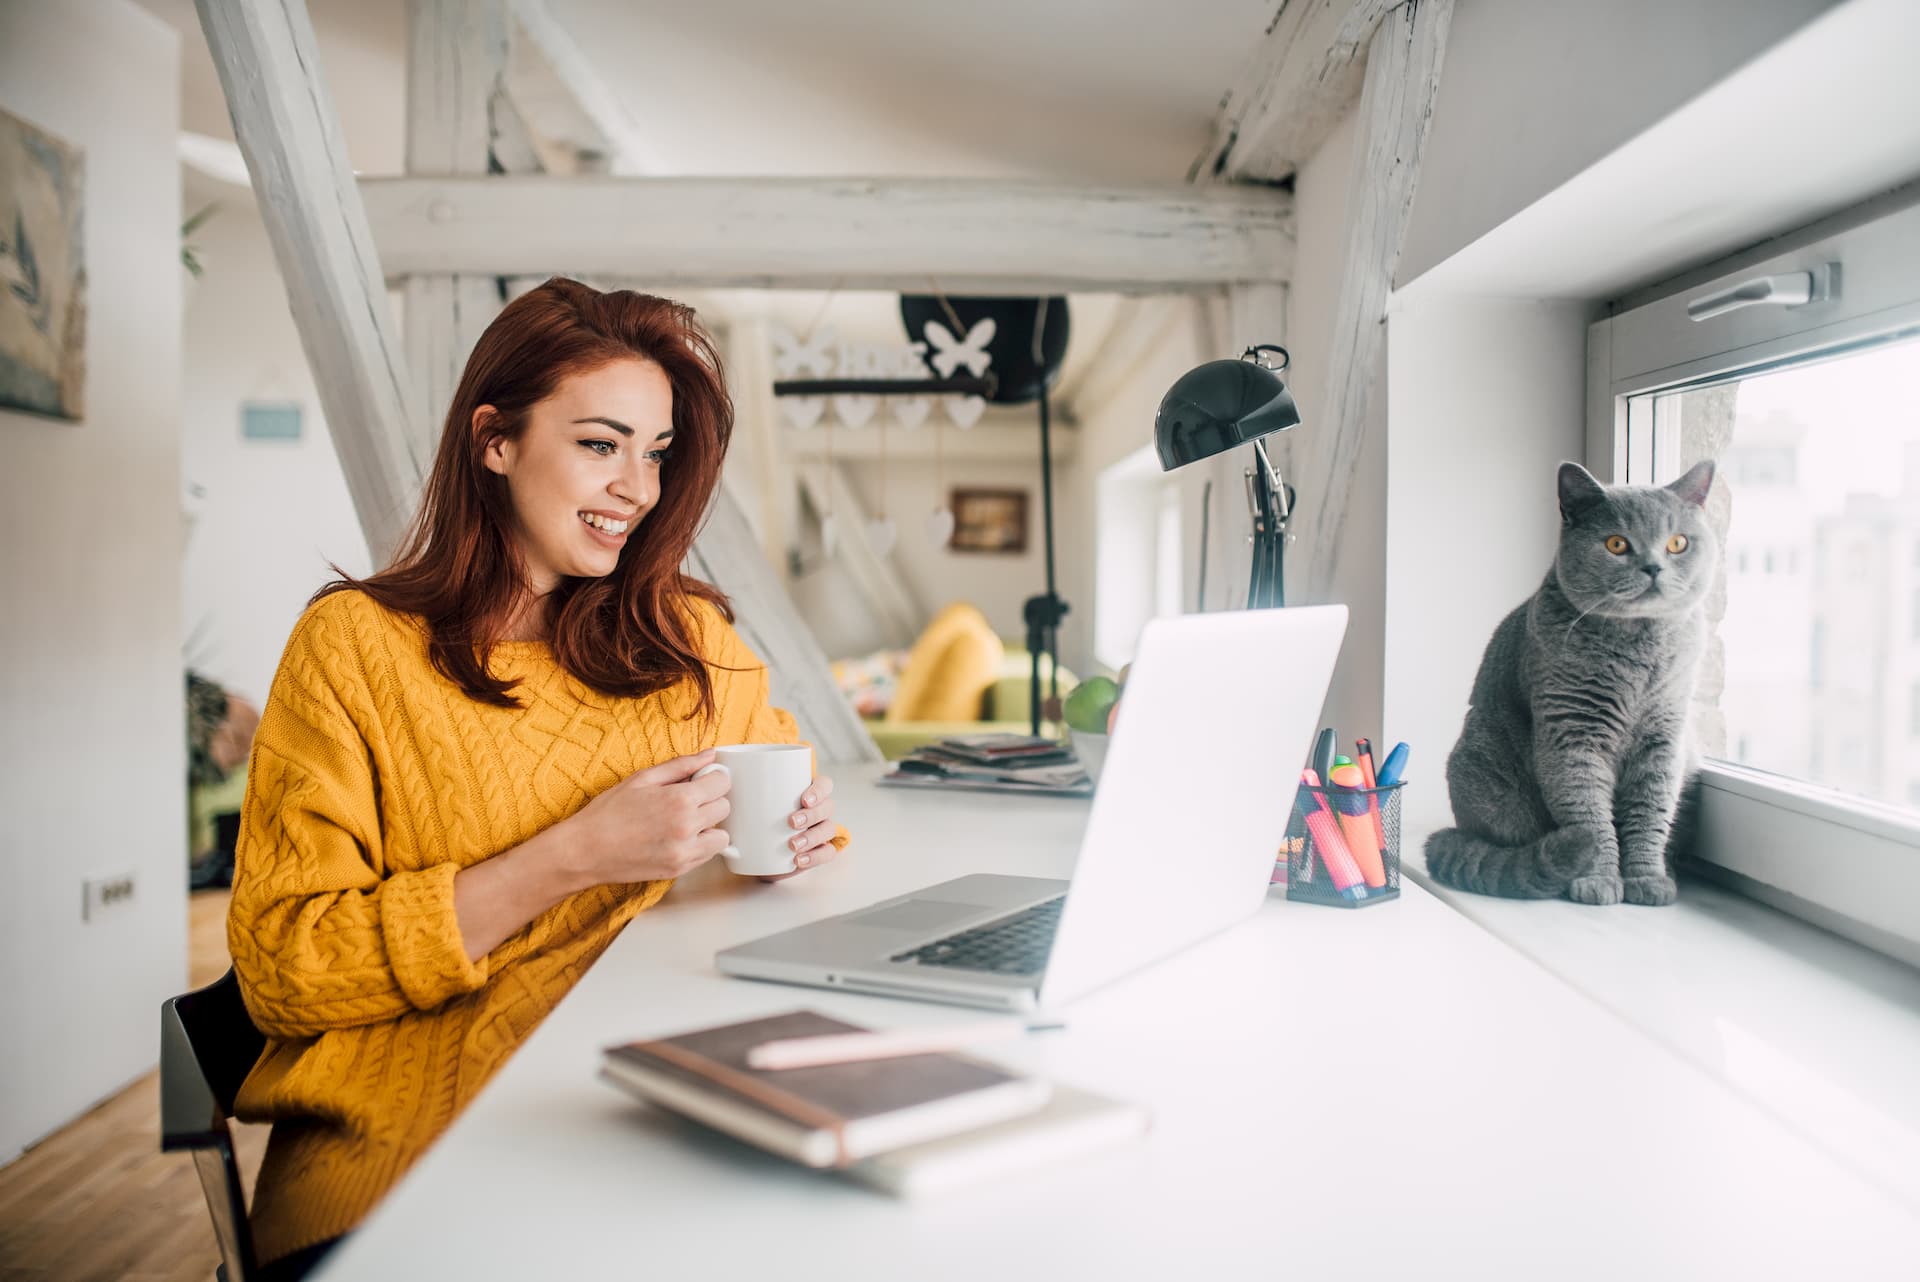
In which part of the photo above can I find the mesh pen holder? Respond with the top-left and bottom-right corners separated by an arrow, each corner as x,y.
1284,782 -> 1402,908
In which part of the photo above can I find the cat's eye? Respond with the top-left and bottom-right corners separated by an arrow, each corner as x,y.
1667,534 -> 1690,554
1604,535 -> 1630,555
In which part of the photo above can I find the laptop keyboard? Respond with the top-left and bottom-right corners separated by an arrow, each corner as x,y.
890,896 -> 1066,975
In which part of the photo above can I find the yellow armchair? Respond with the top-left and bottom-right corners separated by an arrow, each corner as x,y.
861,602 -> 1079,759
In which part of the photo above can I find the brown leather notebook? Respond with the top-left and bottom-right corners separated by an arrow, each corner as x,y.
601,1010 -> 1050,1168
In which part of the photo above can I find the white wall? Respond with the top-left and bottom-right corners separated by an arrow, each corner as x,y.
1058,298 -> 1213,677
843,454 -> 1051,648
1398,0 -> 1840,286
181,198 -> 373,706
1382,297 -> 1591,834
0,0 -> 184,1162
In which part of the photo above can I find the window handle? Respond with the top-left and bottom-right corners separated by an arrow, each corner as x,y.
1687,264 -> 1836,321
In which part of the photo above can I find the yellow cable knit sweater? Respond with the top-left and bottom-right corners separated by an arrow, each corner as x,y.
228,588 -> 849,1264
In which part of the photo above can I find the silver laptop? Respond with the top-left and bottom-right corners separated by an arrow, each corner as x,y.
715,606 -> 1348,1011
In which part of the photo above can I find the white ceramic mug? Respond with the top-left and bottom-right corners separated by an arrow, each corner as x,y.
693,743 -> 815,876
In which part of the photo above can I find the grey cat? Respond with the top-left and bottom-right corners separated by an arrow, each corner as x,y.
1425,460 -> 1717,906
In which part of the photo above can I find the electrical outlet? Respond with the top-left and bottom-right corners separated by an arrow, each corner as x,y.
82,871 -> 137,921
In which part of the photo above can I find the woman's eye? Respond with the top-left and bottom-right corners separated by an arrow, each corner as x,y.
1667,534 -> 1690,554
1605,535 -> 1630,555
580,439 -> 616,457
645,448 -> 672,465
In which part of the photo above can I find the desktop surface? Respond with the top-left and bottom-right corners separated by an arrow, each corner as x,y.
315,772 -> 1917,1280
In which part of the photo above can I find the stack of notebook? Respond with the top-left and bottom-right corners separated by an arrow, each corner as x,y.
600,1010 -> 1149,1197
877,733 -> 1093,797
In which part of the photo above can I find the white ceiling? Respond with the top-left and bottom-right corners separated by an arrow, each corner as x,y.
140,0 -> 1275,181
142,0 -> 1250,393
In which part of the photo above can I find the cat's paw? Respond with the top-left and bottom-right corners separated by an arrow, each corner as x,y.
1567,874 -> 1624,906
1624,873 -> 1678,906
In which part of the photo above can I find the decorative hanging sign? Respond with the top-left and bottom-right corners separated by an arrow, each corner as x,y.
768,324 -> 993,431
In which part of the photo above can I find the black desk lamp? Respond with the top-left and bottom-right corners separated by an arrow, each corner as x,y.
1154,345 -> 1300,609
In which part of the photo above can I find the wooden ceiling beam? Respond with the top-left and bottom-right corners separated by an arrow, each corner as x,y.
194,0 -> 423,561
1192,0 -> 1400,185
358,176 -> 1296,293
404,0 -> 511,458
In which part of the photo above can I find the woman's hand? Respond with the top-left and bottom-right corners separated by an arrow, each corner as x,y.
759,774 -> 838,883
562,749 -> 732,887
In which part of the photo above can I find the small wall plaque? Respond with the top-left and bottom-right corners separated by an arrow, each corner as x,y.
241,401 -> 302,442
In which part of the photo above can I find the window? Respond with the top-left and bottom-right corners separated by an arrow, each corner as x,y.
1592,191 -> 1920,967
1624,340 -> 1920,808
1093,445 -> 1186,671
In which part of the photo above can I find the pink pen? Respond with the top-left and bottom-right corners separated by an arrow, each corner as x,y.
1301,770 -> 1369,898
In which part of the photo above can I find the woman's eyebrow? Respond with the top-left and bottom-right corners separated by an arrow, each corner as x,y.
571,416 -> 634,437
570,417 -> 674,443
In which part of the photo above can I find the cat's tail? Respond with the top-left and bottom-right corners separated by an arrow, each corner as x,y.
1423,827 -> 1593,899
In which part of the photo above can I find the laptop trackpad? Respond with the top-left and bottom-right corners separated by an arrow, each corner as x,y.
849,900 -> 992,932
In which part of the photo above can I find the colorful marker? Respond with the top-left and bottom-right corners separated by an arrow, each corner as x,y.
1376,742 -> 1410,788
1329,758 -> 1388,888
1289,784 -> 1317,885
1300,769 -> 1369,899
1356,738 -> 1387,847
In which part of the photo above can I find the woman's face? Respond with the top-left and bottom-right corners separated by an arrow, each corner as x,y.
480,357 -> 675,595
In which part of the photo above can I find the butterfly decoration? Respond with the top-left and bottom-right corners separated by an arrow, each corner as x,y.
923,318 -> 994,429
771,324 -> 834,430
922,318 -> 996,377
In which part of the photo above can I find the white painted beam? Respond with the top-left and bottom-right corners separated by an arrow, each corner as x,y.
359,176 -> 1296,292
195,0 -> 423,561
405,0 -> 510,454
1193,0 -> 1399,184
684,490 -> 884,765
1300,0 -> 1453,594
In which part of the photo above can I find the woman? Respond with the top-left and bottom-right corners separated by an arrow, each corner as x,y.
228,278 -> 847,1279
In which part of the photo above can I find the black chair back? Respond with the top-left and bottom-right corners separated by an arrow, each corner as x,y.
161,968 -> 266,1282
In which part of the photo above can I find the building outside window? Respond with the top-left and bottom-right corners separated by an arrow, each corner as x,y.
1593,190 -> 1920,964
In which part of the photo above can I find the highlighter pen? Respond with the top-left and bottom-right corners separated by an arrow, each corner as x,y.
1289,782 -> 1318,885
1376,742 -> 1410,788
1355,738 -> 1387,848
1300,770 -> 1368,898
1329,760 -> 1388,888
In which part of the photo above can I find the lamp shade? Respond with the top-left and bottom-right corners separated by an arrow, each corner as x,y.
898,295 -> 1070,404
1153,352 -> 1299,471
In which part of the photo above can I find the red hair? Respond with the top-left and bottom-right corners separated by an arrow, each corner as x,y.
319,277 -> 735,715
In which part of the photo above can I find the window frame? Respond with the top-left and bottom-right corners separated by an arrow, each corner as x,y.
1587,189 -> 1920,969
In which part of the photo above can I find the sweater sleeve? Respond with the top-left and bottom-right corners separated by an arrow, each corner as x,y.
227,601 -> 490,1039
707,604 -> 852,855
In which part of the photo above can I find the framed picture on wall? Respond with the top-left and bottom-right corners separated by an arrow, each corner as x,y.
0,106 -> 86,421
948,488 -> 1028,554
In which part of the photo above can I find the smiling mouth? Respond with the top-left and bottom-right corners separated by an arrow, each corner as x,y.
579,512 -> 632,536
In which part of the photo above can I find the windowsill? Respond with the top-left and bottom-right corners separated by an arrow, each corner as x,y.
1401,836 -> 1920,1213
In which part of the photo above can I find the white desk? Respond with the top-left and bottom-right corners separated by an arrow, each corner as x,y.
319,772 -> 1918,1280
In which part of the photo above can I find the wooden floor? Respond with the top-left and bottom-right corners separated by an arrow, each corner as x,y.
0,889 -> 268,1282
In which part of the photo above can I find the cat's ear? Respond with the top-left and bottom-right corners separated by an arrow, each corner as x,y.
1666,459 -> 1716,508
1557,462 -> 1607,523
